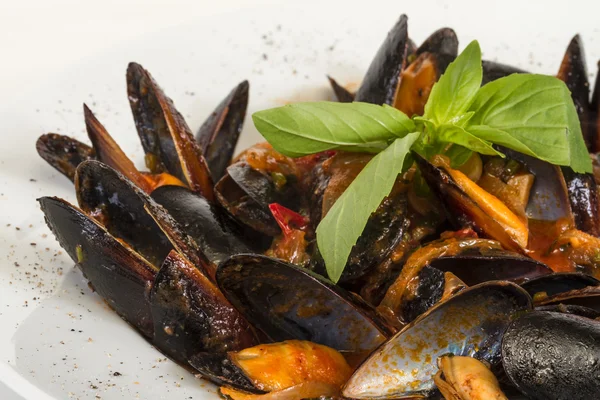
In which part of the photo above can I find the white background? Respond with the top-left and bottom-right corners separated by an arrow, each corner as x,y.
1,0 -> 599,398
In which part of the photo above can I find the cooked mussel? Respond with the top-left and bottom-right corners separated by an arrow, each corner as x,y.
196,80 -> 249,181
38,196 -> 157,337
36,133 -> 95,182
416,154 -> 527,252
521,272 -> 600,298
354,14 -> 409,105
502,311 -> 600,400
379,236 -> 549,325
127,62 -> 214,200
150,250 -> 259,364
393,28 -> 458,116
151,184 -> 258,265
434,355 -> 508,400
75,160 -> 175,267
343,281 -> 532,399
74,160 -> 213,278
215,162 -> 301,236
555,35 -> 600,236
191,340 -> 351,397
217,254 -> 392,353
308,152 -> 411,285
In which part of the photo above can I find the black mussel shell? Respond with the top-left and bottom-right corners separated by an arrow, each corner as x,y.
189,352 -> 260,392
521,272 -> 600,298
76,160 -> 174,268
312,188 -> 410,286
500,147 -> 573,223
502,311 -> 600,400
429,247 -> 551,285
196,81 -> 249,181
557,35 -> 593,151
327,76 -> 355,103
562,168 -> 600,236
481,60 -> 527,85
215,163 -> 300,236
536,304 -> 600,319
415,27 -> 458,57
343,281 -> 532,399
536,286 -> 600,314
217,255 -> 392,352
591,61 -> 600,152
38,197 -> 156,337
354,14 -> 409,105
151,185 -> 257,265
150,251 -> 259,365
127,62 -> 214,200
36,133 -> 95,182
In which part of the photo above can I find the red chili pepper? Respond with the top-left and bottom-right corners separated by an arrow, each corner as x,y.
269,203 -> 309,236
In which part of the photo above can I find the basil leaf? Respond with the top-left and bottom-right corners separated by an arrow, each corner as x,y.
316,133 -> 419,283
467,74 -> 592,173
423,40 -> 482,125
436,124 -> 503,156
252,101 -> 415,157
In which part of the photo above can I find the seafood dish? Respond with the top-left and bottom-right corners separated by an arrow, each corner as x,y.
35,14 -> 600,400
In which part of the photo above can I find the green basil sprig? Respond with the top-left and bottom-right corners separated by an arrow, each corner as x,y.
252,40 -> 592,283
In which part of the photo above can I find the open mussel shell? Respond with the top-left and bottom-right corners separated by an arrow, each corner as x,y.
196,81 -> 249,181
415,27 -> 458,57
562,166 -> 600,236
536,286 -> 600,314
215,163 -> 300,236
400,247 -> 550,323
557,35 -> 592,150
150,250 -> 259,365
415,153 -> 523,251
429,247 -> 552,285
76,160 -> 174,268
217,255 -> 393,352
481,60 -> 527,85
38,197 -> 157,337
127,62 -> 214,200
312,187 -> 410,286
150,185 -> 257,266
502,311 -> 600,399
354,14 -> 409,105
499,147 -> 573,224
36,133 -> 95,182
327,75 -> 355,103
520,272 -> 600,298
343,281 -> 532,399
591,61 -> 600,152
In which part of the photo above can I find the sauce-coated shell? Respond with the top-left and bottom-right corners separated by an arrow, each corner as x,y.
343,282 -> 531,399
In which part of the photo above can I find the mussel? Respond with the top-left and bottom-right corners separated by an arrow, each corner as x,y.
126,62 -> 214,199
217,254 -> 393,353
192,340 -> 352,397
378,236 -> 549,325
502,311 -> 600,400
343,282 -> 531,399
196,80 -> 249,181
36,133 -> 95,181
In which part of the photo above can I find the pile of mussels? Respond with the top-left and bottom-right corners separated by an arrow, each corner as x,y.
36,14 -> 600,400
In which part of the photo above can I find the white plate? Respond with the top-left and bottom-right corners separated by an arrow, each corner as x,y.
2,0 -> 599,398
